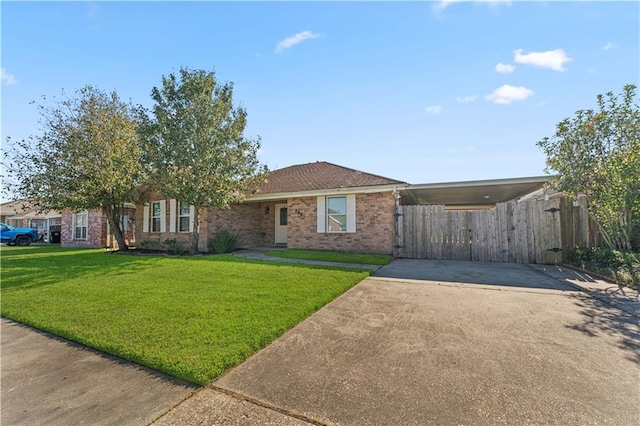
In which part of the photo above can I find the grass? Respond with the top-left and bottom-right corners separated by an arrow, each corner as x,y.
0,245 -> 369,385
264,249 -> 392,266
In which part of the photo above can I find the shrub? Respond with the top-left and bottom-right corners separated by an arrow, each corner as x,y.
569,246 -> 639,290
162,238 -> 186,255
208,230 -> 239,254
136,240 -> 163,251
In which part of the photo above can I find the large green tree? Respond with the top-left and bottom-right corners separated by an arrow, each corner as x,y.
537,84 -> 640,251
4,86 -> 145,250
143,67 -> 267,253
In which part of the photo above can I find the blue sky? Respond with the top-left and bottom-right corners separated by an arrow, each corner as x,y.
2,1 -> 638,188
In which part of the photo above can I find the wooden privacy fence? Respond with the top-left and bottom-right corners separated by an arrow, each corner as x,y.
395,197 -> 600,264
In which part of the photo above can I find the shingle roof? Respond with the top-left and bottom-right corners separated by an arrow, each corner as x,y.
0,199 -> 61,219
254,162 -> 405,195
0,199 -> 33,216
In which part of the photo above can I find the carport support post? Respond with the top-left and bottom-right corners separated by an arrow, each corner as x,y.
393,188 -> 403,258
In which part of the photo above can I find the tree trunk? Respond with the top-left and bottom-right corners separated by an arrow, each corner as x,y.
190,207 -> 200,254
104,206 -> 129,251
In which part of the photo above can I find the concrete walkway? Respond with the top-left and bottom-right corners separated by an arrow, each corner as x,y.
232,248 -> 382,271
1,319 -> 196,426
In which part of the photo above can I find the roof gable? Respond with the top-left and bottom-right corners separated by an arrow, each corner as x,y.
255,162 -> 405,195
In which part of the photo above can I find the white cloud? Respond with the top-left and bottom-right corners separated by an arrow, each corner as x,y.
456,95 -> 477,103
485,85 -> 533,104
1,68 -> 18,85
602,42 -> 617,51
495,62 -> 515,74
434,0 -> 511,12
86,2 -> 100,19
275,31 -> 321,54
513,48 -> 572,72
425,105 -> 443,115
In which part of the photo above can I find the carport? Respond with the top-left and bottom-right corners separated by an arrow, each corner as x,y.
394,176 -> 568,263
399,176 -> 551,210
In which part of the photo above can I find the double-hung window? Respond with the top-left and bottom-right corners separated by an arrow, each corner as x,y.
73,211 -> 88,240
327,197 -> 347,232
121,214 -> 129,232
317,194 -> 356,233
143,200 -> 166,233
151,202 -> 162,232
178,202 -> 191,232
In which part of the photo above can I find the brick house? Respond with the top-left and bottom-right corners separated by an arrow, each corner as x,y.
136,162 -> 405,254
61,207 -> 136,249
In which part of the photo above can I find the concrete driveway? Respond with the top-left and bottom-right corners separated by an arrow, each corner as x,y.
160,259 -> 640,425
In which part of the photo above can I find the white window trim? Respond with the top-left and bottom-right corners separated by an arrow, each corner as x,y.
178,201 -> 192,233
73,211 -> 88,240
143,200 -> 166,233
151,201 -> 161,232
166,199 -> 194,233
317,194 -> 356,233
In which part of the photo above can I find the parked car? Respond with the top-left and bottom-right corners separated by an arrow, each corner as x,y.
0,222 -> 39,246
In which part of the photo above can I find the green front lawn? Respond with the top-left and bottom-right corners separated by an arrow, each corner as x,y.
0,246 -> 369,385
264,249 -> 392,265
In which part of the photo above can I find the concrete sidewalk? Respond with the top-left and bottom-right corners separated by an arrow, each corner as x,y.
1,319 -> 196,426
233,248 -> 382,271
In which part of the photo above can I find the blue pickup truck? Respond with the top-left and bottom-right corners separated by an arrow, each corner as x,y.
1,222 -> 39,246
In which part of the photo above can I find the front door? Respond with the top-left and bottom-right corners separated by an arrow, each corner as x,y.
275,203 -> 288,244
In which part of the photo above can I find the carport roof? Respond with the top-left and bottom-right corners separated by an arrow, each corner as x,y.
400,176 -> 553,207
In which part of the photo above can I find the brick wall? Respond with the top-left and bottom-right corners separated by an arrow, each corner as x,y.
61,209 -> 106,248
105,207 -> 137,249
134,192 -> 396,253
206,202 -> 274,248
134,199 -> 208,252
135,196 -> 278,251
287,192 -> 396,254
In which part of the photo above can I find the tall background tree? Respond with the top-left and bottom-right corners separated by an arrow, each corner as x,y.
537,84 -> 640,252
3,86 -> 145,250
143,67 -> 267,253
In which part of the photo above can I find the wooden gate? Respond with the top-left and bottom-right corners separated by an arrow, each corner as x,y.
396,199 -> 563,264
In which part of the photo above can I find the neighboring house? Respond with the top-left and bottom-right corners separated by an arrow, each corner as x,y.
1,199 -> 136,248
0,199 -> 62,242
137,162 -> 405,253
61,207 -> 136,249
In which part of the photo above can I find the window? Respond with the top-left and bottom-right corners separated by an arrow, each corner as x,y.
179,202 -> 191,232
73,211 -> 88,240
151,202 -> 161,232
327,197 -> 347,232
279,207 -> 288,226
121,215 -> 129,232
143,201 -> 165,233
317,194 -> 356,233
